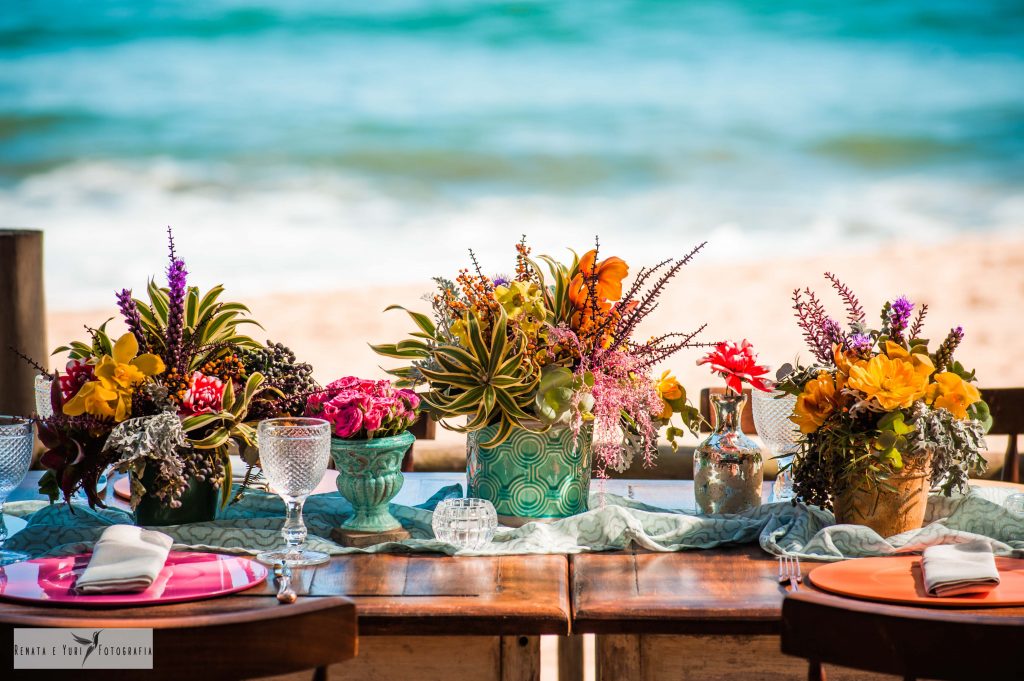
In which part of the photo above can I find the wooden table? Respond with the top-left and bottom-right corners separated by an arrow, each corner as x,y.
3,472 -> 570,681
573,479 -> 1024,681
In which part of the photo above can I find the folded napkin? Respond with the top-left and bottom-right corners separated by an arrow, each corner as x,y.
75,525 -> 174,594
921,540 -> 1001,597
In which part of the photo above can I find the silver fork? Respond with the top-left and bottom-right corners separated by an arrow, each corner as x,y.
778,555 -> 802,591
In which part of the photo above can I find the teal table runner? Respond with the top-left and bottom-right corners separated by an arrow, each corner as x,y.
4,484 -> 1022,561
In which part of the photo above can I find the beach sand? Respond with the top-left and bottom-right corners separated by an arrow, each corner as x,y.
47,234 -> 1024,473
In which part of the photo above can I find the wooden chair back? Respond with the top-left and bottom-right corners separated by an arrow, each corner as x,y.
781,590 -> 1024,680
698,387 -> 758,435
404,412 -> 437,472
0,596 -> 357,681
981,387 -> 1024,483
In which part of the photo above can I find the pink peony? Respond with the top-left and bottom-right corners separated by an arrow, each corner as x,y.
182,372 -> 226,415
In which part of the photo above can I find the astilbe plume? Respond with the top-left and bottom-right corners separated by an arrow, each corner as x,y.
934,326 -> 964,371
116,288 -> 148,350
590,351 -> 664,477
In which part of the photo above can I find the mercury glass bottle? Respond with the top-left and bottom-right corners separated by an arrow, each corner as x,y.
694,392 -> 763,514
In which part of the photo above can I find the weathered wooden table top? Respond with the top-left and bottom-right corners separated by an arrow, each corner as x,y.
572,478 -> 1024,635
2,472 -> 571,636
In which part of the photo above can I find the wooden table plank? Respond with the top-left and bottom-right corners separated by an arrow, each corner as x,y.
3,473 -> 572,638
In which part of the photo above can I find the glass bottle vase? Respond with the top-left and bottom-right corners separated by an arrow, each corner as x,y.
694,392 -> 763,514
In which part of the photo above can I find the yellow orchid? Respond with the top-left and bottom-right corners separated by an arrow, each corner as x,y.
63,333 -> 165,422
847,353 -> 931,411
791,371 -> 839,434
62,381 -> 119,420
927,372 -> 982,420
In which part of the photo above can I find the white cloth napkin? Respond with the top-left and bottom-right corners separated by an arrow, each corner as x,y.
75,525 -> 174,594
921,540 -> 1001,597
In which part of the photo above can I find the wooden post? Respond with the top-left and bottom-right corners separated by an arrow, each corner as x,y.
0,229 -> 46,417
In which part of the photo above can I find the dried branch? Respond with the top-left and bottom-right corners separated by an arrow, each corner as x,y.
824,272 -> 865,325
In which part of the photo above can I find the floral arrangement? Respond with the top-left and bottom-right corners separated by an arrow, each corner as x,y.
698,340 -> 772,395
373,237 -> 708,475
776,273 -> 989,510
306,377 -> 420,439
31,230 -> 317,509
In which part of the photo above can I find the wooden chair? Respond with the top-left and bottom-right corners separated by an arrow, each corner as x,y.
781,590 -> 1024,680
403,412 -> 437,472
0,595 -> 357,680
698,387 -> 757,435
982,387 -> 1024,483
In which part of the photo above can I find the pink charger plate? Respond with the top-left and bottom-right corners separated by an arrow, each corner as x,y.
0,551 -> 268,606
113,469 -> 340,501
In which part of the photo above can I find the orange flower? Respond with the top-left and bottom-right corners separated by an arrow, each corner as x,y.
568,250 -> 629,310
791,371 -> 839,434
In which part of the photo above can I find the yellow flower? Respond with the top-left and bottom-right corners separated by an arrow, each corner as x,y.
847,353 -> 932,411
927,372 -> 982,420
655,370 -> 683,401
62,381 -> 119,420
791,371 -> 838,434
63,333 -> 165,422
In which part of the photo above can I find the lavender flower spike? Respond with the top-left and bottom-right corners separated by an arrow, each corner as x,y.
888,296 -> 914,341
116,288 -> 148,350
165,256 -> 188,371
848,332 -> 872,356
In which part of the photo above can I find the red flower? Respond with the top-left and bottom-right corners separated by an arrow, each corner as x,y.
698,340 -> 772,394
59,359 -> 95,402
181,372 -> 226,415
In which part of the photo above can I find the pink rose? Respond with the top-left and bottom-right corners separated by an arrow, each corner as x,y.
362,403 -> 387,433
397,389 -> 421,411
327,376 -> 360,392
182,372 -> 226,415
330,405 -> 364,439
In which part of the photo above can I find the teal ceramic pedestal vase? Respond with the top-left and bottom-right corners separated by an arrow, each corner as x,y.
134,470 -> 219,526
467,423 -> 592,527
330,431 -> 414,533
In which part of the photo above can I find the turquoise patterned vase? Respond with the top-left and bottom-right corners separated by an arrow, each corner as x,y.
330,431 -> 413,533
467,423 -> 592,527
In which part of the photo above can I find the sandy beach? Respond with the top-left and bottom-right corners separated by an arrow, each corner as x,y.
46,234 -> 1024,472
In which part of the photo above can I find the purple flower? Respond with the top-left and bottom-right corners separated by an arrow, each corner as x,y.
889,296 -> 913,332
822,318 -> 845,348
116,288 -> 147,350
848,333 -> 872,356
492,274 -> 511,287
165,255 -> 188,371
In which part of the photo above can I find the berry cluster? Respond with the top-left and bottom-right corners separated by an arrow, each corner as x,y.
241,341 -> 317,417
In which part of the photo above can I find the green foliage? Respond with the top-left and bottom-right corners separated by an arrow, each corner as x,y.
373,306 -> 539,447
535,365 -> 594,426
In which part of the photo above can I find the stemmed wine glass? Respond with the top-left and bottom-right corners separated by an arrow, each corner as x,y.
751,389 -> 800,502
256,417 -> 332,568
0,416 -> 34,565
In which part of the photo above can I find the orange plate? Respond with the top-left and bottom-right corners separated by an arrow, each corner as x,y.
113,469 -> 340,500
808,556 -> 1024,608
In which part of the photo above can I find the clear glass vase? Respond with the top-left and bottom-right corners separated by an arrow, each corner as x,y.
694,392 -> 763,514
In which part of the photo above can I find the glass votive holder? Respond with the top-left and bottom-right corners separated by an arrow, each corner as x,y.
432,498 -> 497,550
34,374 -> 54,418
1005,493 -> 1024,516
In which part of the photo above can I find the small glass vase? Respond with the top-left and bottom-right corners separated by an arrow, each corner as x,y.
694,392 -> 763,515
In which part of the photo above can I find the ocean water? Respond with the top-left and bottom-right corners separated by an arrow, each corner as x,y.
1,1 -> 1022,308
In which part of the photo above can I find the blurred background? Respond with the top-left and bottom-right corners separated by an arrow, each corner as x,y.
2,1 -> 1022,392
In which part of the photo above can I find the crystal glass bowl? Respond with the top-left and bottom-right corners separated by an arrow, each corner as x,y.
432,498 -> 497,549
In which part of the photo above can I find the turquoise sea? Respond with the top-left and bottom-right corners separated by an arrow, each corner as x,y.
1,1 -> 1022,306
